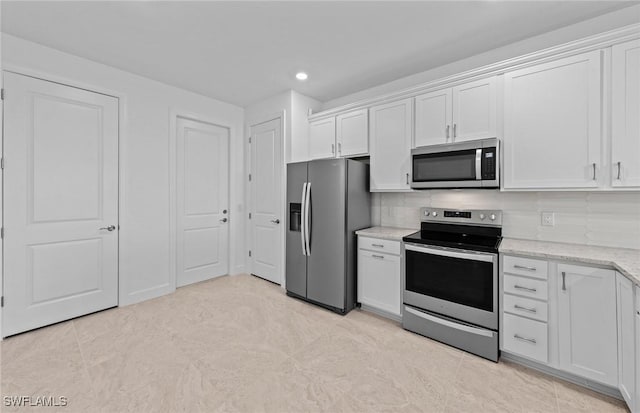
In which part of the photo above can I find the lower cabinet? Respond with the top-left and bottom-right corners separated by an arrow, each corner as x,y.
557,264 -> 618,387
617,273 -> 636,410
357,236 -> 402,319
501,254 -> 636,407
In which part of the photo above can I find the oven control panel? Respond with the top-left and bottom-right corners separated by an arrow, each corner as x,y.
422,207 -> 502,226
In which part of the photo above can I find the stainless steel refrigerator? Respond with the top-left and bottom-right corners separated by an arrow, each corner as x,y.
286,158 -> 371,314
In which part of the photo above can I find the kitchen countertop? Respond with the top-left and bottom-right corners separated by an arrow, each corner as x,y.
355,226 -> 417,241
500,238 -> 640,285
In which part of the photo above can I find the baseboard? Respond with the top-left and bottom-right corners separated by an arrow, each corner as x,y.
359,303 -> 402,323
501,352 -> 623,401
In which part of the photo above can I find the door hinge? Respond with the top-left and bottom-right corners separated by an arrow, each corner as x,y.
248,212 -> 252,219
1,296 -> 4,308
248,174 -> 252,181
1,88 -> 4,101
248,137 -> 252,144
248,250 -> 252,257
1,227 -> 4,239
0,158 -> 4,169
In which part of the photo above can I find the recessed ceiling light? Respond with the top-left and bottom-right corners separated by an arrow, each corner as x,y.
296,72 -> 308,81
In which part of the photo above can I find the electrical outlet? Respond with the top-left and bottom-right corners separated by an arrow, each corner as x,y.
542,212 -> 555,227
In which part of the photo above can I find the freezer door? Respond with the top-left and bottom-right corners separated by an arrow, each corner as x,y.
306,159 -> 347,310
285,162 -> 308,297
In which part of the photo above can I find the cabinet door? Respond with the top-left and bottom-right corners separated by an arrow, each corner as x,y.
414,88 -> 451,147
452,77 -> 497,142
617,273 -> 635,409
308,117 -> 336,160
369,99 -> 413,191
612,39 -> 640,188
358,249 -> 401,316
336,109 -> 368,157
557,264 -> 617,386
503,51 -> 602,189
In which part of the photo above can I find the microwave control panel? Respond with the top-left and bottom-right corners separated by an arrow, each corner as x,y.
481,148 -> 497,180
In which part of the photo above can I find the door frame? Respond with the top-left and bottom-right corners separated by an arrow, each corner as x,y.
169,108 -> 234,289
246,111 -> 286,286
1,65 -> 126,338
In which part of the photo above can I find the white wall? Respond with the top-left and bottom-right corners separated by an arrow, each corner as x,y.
2,34 -> 245,307
373,191 -> 640,250
323,4 -> 640,110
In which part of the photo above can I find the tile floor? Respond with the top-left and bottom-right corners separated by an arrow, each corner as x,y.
0,274 -> 629,412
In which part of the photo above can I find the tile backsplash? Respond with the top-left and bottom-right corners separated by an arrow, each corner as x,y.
371,190 -> 640,250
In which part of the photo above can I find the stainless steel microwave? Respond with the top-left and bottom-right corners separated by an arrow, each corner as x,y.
411,138 -> 499,189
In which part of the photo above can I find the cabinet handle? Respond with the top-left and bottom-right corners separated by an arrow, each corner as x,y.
592,163 -> 597,180
617,161 -> 621,180
514,304 -> 537,314
338,142 -> 342,155
514,285 -> 536,293
331,143 -> 335,154
406,173 -> 409,185
513,264 -> 536,272
562,271 -> 566,292
446,125 -> 450,141
372,254 -> 385,260
371,243 -> 384,248
453,123 -> 457,140
514,334 -> 537,345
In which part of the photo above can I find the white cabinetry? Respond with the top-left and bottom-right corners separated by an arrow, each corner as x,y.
414,77 -> 496,147
635,286 -> 640,413
503,51 -> 602,189
617,272 -> 636,410
612,39 -> 640,188
369,99 -> 413,192
501,255 -> 549,364
336,109 -> 368,157
308,117 -> 336,160
557,263 -> 618,387
357,236 -> 402,319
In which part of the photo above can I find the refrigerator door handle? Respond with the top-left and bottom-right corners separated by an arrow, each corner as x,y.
304,182 -> 311,255
300,182 -> 308,256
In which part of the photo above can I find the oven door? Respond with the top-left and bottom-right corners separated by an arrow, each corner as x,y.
404,243 -> 498,330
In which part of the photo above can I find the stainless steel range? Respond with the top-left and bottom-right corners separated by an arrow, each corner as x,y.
402,207 -> 502,361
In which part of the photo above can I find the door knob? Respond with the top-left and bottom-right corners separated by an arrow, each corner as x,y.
223,209 -> 228,214
271,219 -> 280,224
99,225 -> 116,232
220,218 -> 228,223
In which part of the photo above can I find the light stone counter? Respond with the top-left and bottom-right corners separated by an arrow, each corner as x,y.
500,238 -> 640,285
355,226 -> 417,241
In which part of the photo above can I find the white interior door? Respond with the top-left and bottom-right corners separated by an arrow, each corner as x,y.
176,117 -> 229,287
3,72 -> 119,337
250,118 -> 282,284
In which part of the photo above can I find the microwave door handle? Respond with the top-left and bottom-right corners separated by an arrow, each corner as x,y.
475,149 -> 482,180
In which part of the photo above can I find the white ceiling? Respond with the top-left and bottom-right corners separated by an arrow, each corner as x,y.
1,1 -> 635,107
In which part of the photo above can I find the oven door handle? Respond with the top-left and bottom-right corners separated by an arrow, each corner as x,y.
404,307 -> 494,338
404,243 -> 495,263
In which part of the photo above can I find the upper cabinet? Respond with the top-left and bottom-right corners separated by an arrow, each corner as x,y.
336,109 -> 368,157
308,117 -> 336,160
369,99 -> 413,192
309,110 -> 368,160
503,51 -> 602,190
611,39 -> 640,188
414,77 -> 496,148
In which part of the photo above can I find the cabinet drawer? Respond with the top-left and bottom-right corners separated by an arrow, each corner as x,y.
504,294 -> 548,322
503,255 -> 548,280
358,236 -> 400,255
504,274 -> 548,301
503,313 -> 548,364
